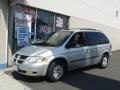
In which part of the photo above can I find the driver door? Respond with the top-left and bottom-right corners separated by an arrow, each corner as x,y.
66,32 -> 88,69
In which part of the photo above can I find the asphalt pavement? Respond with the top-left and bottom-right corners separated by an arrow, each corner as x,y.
4,51 -> 120,90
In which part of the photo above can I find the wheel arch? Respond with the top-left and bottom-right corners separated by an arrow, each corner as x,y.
103,52 -> 110,58
48,57 -> 68,69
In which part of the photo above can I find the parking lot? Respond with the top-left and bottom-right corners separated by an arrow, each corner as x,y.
5,51 -> 120,90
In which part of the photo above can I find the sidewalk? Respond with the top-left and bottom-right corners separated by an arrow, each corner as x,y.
0,68 -> 31,90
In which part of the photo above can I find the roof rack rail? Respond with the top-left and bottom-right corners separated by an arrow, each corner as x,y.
70,28 -> 101,31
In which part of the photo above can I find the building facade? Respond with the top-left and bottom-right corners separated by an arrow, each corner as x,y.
0,0 -> 9,68
0,0 -> 120,69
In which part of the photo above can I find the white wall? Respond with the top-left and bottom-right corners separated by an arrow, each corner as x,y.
24,0 -> 120,30
0,0 -> 9,67
79,0 -> 120,17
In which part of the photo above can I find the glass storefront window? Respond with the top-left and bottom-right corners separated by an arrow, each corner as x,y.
13,5 -> 36,52
55,14 -> 69,31
13,5 -> 69,52
36,10 -> 54,41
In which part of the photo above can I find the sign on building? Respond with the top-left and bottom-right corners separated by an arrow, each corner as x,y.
15,12 -> 32,46
56,17 -> 63,28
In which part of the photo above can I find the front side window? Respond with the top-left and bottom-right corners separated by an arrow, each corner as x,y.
67,32 -> 86,48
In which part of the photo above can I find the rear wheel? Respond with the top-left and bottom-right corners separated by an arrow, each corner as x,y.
98,54 -> 109,68
46,61 -> 65,82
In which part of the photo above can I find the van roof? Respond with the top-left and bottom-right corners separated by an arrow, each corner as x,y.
62,28 -> 102,33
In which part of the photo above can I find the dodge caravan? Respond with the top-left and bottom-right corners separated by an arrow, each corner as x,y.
13,28 -> 112,81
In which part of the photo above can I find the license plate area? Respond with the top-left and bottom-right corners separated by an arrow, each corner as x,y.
13,65 -> 18,71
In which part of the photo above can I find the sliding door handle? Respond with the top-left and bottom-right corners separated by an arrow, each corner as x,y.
86,49 -> 92,53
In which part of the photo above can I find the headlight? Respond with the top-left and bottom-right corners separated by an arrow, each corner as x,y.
28,56 -> 46,63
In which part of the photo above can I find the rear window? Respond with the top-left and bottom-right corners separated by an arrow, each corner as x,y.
85,32 -> 109,46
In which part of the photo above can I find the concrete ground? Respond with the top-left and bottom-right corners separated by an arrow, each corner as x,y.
1,51 -> 120,90
0,69 -> 31,90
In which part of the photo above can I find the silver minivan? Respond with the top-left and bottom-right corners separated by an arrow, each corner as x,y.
13,28 -> 112,81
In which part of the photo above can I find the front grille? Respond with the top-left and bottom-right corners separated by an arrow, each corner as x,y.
14,59 -> 16,62
17,60 -> 24,64
14,54 -> 28,64
19,55 -> 28,59
15,54 -> 19,58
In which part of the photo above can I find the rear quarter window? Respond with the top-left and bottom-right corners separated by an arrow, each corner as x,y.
85,32 -> 109,46
97,32 -> 109,44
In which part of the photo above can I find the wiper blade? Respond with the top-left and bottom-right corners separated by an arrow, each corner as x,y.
44,43 -> 56,46
32,43 -> 42,46
32,42 -> 55,46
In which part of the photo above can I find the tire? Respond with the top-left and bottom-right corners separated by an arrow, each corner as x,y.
98,54 -> 109,68
46,61 -> 65,82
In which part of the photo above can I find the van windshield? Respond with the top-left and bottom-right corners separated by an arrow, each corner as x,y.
33,31 -> 73,47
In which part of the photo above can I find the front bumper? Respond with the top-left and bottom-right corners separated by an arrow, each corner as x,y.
13,62 -> 48,76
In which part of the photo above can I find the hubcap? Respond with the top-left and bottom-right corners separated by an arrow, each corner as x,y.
53,65 -> 64,79
102,57 -> 108,67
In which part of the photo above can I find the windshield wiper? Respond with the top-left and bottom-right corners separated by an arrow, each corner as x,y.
44,42 -> 56,46
33,42 -> 55,47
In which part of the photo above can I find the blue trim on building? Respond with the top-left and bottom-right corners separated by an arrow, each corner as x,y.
0,63 -> 7,69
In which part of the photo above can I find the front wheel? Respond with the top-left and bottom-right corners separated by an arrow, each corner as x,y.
46,61 -> 65,82
98,54 -> 109,68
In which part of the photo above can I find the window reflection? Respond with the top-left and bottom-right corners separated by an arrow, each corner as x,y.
36,10 -> 54,41
13,5 -> 69,52
55,14 -> 68,31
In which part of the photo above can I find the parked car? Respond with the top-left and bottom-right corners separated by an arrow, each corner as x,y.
13,28 -> 112,82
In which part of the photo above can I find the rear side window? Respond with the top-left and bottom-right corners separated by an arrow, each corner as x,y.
85,32 -> 109,46
97,32 -> 109,44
